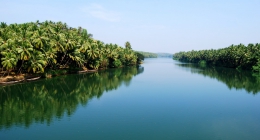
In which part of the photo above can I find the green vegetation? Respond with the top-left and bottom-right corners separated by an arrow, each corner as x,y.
136,51 -> 158,58
0,66 -> 143,129
177,63 -> 260,94
173,43 -> 260,72
0,21 -> 141,78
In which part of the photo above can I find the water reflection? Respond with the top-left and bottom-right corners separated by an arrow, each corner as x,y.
176,63 -> 260,94
0,66 -> 144,129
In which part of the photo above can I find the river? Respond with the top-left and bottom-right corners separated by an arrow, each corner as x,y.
1,58 -> 260,140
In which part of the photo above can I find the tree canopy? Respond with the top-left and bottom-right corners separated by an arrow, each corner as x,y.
125,41 -> 132,50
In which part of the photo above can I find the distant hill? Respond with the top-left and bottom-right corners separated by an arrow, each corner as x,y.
136,51 -> 173,58
136,51 -> 157,58
157,53 -> 173,58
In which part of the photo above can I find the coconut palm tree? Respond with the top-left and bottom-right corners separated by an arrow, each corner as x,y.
87,41 -> 99,60
1,52 -> 17,74
26,51 -> 47,73
32,28 -> 49,49
125,41 -> 132,50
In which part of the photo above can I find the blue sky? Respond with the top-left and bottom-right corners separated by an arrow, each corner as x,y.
1,0 -> 260,53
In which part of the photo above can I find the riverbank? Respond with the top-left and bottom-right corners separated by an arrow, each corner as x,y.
0,65 -> 141,85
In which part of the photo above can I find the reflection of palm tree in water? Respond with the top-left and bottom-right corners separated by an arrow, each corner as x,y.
177,63 -> 260,94
0,66 -> 144,129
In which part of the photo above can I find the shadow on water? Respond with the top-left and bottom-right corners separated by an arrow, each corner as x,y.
176,63 -> 260,94
0,66 -> 144,130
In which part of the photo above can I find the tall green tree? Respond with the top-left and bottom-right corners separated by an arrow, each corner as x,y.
125,41 -> 132,50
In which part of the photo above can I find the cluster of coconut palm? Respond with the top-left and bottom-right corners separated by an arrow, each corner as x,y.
173,43 -> 260,71
0,20 -> 141,77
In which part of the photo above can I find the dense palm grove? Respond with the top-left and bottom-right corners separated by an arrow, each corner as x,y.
0,21 -> 142,77
173,43 -> 260,72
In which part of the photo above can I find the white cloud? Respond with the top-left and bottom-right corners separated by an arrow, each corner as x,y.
82,4 -> 121,22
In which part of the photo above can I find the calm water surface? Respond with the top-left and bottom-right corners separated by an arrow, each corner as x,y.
1,58 -> 260,140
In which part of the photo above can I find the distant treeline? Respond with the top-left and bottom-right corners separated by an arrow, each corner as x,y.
157,53 -> 173,58
173,43 -> 260,72
136,51 -> 157,58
